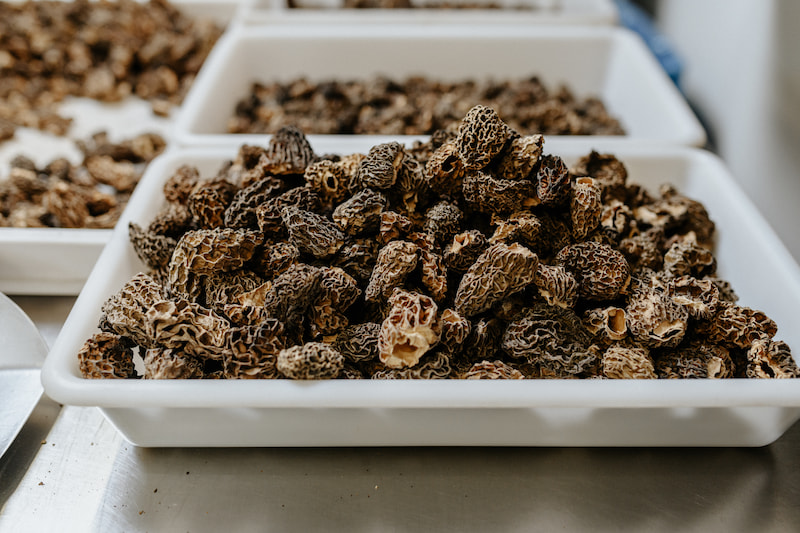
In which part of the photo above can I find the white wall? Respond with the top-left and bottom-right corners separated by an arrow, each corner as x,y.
657,0 -> 800,263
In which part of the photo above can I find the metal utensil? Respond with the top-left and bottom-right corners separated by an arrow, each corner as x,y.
0,369 -> 43,457
0,293 -> 49,457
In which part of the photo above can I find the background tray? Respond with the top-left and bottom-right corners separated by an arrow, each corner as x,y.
173,26 -> 706,148
0,0 -> 245,296
41,141 -> 800,447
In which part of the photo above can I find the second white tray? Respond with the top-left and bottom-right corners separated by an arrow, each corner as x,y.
174,25 -> 706,148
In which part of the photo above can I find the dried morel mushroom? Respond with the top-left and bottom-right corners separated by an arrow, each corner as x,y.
223,302 -> 269,328
663,240 -> 716,279
599,200 -> 634,241
602,345 -> 655,379
571,151 -> 628,202
700,302 -> 778,350
187,178 -> 238,229
418,248 -> 449,302
378,289 -> 441,369
489,212 -> 542,250
439,308 -> 471,354
82,107 -> 790,382
619,228 -> 665,271
129,222 -> 177,271
462,171 -> 537,215
143,348 -> 204,380
332,188 -> 388,236
444,230 -> 488,272
0,1 -> 222,133
585,306 -> 628,345
229,76 -> 623,137
163,165 -> 200,204
355,142 -> 405,190
634,185 -> 716,246
78,332 -> 137,379
462,360 -> 524,380
336,153 -> 367,182
224,319 -> 286,379
455,243 -> 538,318
86,156 -> 138,193
1,132 -> 164,229
99,273 -> 166,349
667,276 -> 720,319
203,270 -> 265,311
534,264 -> 579,309
371,350 -> 452,380
493,134 -> 544,181
262,125 -> 317,175
570,177 -> 602,241
305,160 -> 350,207
251,241 -> 300,280
423,201 -> 463,246
167,228 -> 260,300
378,211 -> 413,244
262,263 -> 322,337
390,155 -> 429,214
145,298 -> 230,359
556,242 -> 630,301
309,267 -> 361,336
149,203 -> 194,239
654,342 -> 735,379
332,322 -> 381,364
746,338 -> 800,379
224,177 -> 284,230
365,240 -> 418,302
502,304 -> 599,378
277,342 -> 344,380
626,287 -> 688,349
332,238 -> 381,282
281,206 -> 345,258
456,105 -> 514,171
424,142 -> 464,196
256,186 -> 321,235
536,155 -> 570,207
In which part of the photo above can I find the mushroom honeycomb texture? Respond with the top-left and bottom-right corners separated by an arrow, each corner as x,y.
78,105 -> 796,381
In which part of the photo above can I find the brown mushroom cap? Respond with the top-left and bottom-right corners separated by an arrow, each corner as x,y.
455,105 -> 514,172
78,332 -> 137,379
378,289 -> 441,369
454,242 -> 538,318
277,342 -> 344,380
556,241 -> 631,301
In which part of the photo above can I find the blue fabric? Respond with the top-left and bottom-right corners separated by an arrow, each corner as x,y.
614,0 -> 684,88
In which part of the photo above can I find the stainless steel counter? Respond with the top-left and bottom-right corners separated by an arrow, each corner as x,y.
3,295 -> 800,532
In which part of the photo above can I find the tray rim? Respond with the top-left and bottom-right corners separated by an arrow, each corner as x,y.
241,0 -> 619,26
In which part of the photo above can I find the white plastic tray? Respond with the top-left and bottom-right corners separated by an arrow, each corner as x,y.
173,26 -> 705,148
0,1 -> 243,296
41,141 -> 800,447
243,0 -> 617,26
